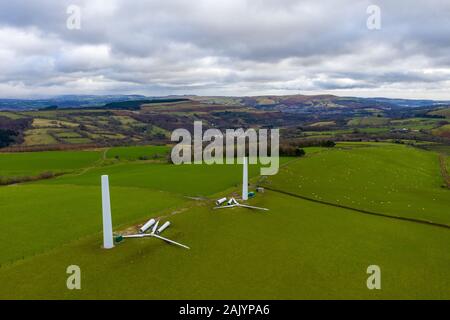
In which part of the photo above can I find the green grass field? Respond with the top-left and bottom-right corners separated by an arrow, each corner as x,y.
0,142 -> 449,299
0,149 -> 284,265
0,184 -> 185,265
23,129 -> 59,146
347,117 -> 389,126
429,107 -> 450,118
262,143 -> 450,225
0,190 -> 448,299
0,150 -> 101,177
0,111 -> 27,119
106,145 -> 170,160
40,161 -> 267,196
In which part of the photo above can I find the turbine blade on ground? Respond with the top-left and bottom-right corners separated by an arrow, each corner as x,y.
122,234 -> 148,239
121,233 -> 190,249
152,234 -> 190,250
213,204 -> 239,209
151,220 -> 160,234
238,204 -> 269,211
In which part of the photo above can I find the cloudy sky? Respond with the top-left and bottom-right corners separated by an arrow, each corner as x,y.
0,0 -> 449,99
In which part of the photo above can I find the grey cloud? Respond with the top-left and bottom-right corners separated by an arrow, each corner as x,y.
0,0 -> 449,98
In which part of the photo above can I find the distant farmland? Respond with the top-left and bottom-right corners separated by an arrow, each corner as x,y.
1,96 -> 449,151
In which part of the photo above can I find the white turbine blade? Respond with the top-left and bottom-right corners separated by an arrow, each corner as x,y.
157,221 -> 171,234
152,234 -> 190,250
215,197 -> 227,206
237,204 -> 269,211
151,220 -> 160,234
118,233 -> 190,249
122,234 -> 148,239
139,218 -> 156,233
213,204 -> 239,209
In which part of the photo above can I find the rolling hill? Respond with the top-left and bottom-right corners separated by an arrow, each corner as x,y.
0,142 -> 448,299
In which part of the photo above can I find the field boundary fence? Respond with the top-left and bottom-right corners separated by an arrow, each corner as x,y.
262,186 -> 450,230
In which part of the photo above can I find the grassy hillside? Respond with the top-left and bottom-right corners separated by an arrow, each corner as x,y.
0,142 -> 449,299
0,184 -> 185,265
0,150 -> 101,178
39,161 -> 269,196
447,157 -> 450,174
0,190 -> 448,299
429,107 -> 450,118
432,124 -> 450,138
1,96 -> 448,150
261,143 -> 450,225
347,117 -> 389,126
0,145 -> 283,265
106,145 -> 170,160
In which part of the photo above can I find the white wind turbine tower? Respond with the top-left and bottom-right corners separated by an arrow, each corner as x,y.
101,175 -> 114,249
242,156 -> 248,201
101,175 -> 189,250
213,156 -> 269,211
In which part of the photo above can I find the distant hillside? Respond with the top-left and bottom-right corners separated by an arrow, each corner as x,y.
1,94 -> 449,150
189,94 -> 450,112
0,95 -> 149,110
1,94 -> 449,111
102,98 -> 190,110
